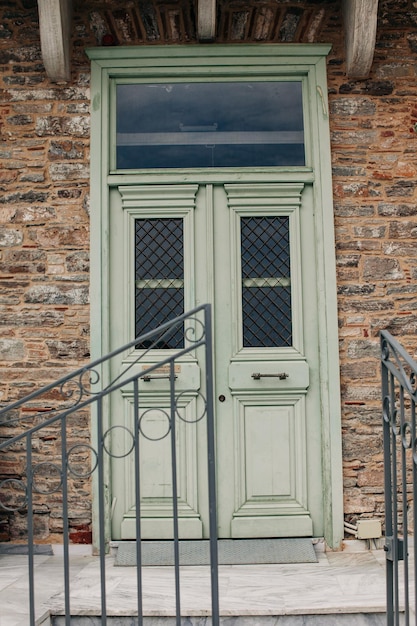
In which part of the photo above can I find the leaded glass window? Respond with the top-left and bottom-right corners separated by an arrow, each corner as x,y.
135,218 -> 184,348
241,216 -> 292,347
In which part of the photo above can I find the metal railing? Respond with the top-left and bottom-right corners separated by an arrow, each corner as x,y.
381,330 -> 417,626
0,304 -> 219,625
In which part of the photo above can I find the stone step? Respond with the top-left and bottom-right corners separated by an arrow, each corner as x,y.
51,614 -> 391,625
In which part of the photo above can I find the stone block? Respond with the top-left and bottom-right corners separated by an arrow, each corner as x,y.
0,338 -> 25,360
24,285 -> 89,305
46,339 -> 90,359
49,163 -> 89,181
363,256 -> 403,280
0,227 -> 23,247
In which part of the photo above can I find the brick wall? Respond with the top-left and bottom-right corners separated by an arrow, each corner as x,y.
1,0 -> 417,541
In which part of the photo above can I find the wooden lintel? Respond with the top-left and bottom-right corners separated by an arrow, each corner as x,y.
198,0 -> 216,42
37,0 -> 72,82
343,0 -> 379,79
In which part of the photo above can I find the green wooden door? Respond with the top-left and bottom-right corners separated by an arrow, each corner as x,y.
109,179 -> 322,539
88,45 -> 343,547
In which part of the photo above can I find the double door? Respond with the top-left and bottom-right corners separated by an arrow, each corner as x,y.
109,180 -> 323,539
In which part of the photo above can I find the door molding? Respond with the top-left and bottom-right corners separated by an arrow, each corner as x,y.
88,44 -> 344,549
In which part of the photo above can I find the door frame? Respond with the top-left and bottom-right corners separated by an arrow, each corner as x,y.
88,44 -> 344,550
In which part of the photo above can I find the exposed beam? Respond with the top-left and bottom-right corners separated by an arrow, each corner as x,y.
37,0 -> 72,82
343,0 -> 379,79
198,0 -> 216,42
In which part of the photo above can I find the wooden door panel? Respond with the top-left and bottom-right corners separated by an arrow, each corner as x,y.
119,395 -> 203,539
230,394 -> 312,538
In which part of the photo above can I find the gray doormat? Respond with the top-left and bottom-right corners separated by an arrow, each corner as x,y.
115,538 -> 317,566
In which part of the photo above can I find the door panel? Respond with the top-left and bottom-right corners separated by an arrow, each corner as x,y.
231,395 -> 311,537
110,180 -> 321,539
119,395 -> 203,539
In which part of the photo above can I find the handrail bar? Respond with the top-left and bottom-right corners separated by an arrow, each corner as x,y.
0,303 -> 206,419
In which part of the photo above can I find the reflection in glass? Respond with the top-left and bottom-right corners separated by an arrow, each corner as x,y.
117,82 -> 305,169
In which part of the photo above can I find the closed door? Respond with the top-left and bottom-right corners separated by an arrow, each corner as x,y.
109,179 -> 323,539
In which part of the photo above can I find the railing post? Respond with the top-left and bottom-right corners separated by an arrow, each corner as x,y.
205,304 -> 220,625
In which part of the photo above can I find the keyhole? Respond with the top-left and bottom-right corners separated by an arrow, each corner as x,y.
218,394 -> 226,403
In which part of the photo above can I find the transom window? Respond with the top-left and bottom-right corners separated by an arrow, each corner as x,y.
116,82 -> 304,169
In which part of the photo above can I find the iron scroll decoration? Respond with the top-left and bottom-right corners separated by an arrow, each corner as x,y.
0,309 -> 209,513
381,333 -> 417,463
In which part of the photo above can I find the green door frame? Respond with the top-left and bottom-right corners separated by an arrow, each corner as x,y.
87,44 -> 344,550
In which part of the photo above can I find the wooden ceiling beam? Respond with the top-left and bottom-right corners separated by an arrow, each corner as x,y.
343,0 -> 379,79
37,0 -> 72,82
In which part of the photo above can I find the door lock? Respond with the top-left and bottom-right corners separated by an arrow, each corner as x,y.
218,394 -> 226,402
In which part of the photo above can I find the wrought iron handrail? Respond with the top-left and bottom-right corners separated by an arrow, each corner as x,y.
381,329 -> 417,626
0,304 -> 219,626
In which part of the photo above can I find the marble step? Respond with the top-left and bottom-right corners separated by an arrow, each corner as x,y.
51,614 -> 392,625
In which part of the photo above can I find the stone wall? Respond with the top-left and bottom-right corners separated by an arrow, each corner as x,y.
1,0 -> 417,541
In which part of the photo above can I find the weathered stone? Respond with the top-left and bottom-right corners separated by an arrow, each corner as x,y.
363,256 -> 404,280
57,188 -> 82,199
370,315 -> 417,335
0,45 -> 41,63
333,182 -> 369,197
346,340 -> 381,359
6,114 -> 32,125
364,80 -> 395,96
337,240 -> 381,252
340,360 -> 378,380
0,260 -> 45,274
49,163 -> 89,181
353,225 -> 386,238
331,130 -> 378,146
336,254 -> 360,267
0,339 -> 25,361
388,221 -> 417,238
10,206 -> 55,223
0,170 -> 18,183
35,116 -> 90,137
386,180 -> 417,197
330,98 -> 376,116
66,251 -> 89,272
20,172 -> 45,182
378,203 -> 417,216
337,284 -> 375,296
24,285 -> 89,305
48,140 -> 84,160
0,191 -> 48,204
383,242 -> 417,257
340,299 -> 394,312
0,228 -> 23,247
28,225 -> 89,247
46,340 -> 90,359
332,166 -> 366,177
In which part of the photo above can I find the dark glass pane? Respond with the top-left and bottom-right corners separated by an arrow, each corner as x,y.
241,216 -> 292,347
242,287 -> 292,347
116,82 -> 304,169
135,219 -> 184,348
